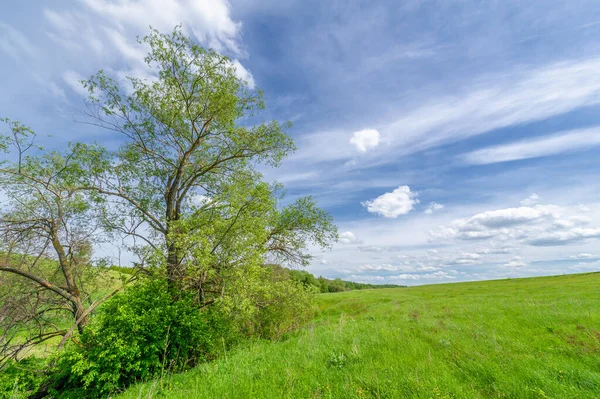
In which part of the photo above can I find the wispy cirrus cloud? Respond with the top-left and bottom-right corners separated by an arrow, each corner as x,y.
463,127 -> 600,165
0,23 -> 37,61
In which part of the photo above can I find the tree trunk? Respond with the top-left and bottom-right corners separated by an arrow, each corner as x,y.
166,242 -> 185,291
73,298 -> 88,334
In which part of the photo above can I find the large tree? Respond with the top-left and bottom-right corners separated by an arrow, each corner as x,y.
77,27 -> 335,290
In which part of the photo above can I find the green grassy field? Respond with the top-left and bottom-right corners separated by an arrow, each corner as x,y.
117,272 -> 600,399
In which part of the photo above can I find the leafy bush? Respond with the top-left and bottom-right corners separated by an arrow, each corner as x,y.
47,279 -> 236,398
46,265 -> 319,398
220,264 -> 317,341
253,278 -> 317,339
0,357 -> 46,399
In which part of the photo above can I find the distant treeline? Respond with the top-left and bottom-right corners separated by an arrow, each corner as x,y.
269,265 -> 403,293
109,264 -> 403,293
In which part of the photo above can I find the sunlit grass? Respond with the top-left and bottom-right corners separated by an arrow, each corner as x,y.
118,272 -> 600,399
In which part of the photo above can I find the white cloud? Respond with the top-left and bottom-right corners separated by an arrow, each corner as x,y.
44,0 -> 254,100
571,253 -> 596,259
571,260 -> 600,272
231,59 -> 256,89
358,264 -> 398,272
504,257 -> 528,268
432,205 -> 561,241
63,71 -> 89,97
363,185 -> 419,218
339,231 -> 358,244
467,205 -> 561,228
448,252 -> 482,265
350,129 -> 380,152
45,81 -> 67,100
289,57 -> 600,171
424,202 -> 444,214
431,200 -> 600,250
388,271 -> 456,281
0,23 -> 37,62
520,194 -> 540,206
44,9 -> 104,56
44,9 -> 79,36
527,227 -> 600,247
383,58 -> 600,158
463,127 -> 600,165
81,0 -> 242,55
553,216 -> 591,229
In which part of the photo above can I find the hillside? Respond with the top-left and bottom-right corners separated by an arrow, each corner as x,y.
118,273 -> 600,399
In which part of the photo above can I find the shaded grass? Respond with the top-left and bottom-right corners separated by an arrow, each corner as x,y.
117,273 -> 600,398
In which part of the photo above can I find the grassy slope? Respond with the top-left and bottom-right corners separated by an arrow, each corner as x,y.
119,273 -> 600,399
3,267 -> 128,358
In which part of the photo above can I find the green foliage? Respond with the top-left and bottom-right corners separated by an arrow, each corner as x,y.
48,279 -> 235,398
117,273 -> 600,399
0,357 -> 46,399
1,27 -> 337,398
220,264 -> 317,340
46,267 -> 319,398
75,26 -> 311,287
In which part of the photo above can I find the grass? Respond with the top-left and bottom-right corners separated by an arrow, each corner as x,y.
117,272 -> 600,399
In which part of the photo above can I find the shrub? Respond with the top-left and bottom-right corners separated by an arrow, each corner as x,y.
0,357 -> 46,399
46,266 -> 318,398
47,278 -> 236,398
222,264 -> 317,340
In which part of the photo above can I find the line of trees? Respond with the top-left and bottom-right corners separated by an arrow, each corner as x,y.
0,27 -> 338,398
282,267 -> 403,292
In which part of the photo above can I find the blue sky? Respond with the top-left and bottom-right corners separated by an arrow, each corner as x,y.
2,0 -> 600,285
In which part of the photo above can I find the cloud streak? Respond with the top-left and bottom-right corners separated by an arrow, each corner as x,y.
463,127 -> 600,165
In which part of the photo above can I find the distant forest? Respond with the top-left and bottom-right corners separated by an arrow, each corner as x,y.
272,265 -> 403,292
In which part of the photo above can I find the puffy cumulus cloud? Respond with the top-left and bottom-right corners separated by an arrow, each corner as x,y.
350,129 -> 380,152
362,185 -> 419,218
431,201 -> 600,249
431,204 -> 561,241
424,202 -> 444,214
339,231 -> 359,244
520,193 -> 540,206
466,205 -> 560,228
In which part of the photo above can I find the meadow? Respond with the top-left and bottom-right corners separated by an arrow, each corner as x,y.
118,273 -> 600,399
